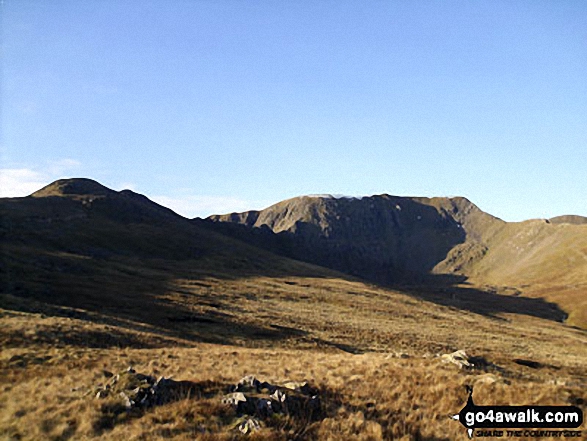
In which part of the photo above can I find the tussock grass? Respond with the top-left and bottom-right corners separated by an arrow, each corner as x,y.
1,272 -> 586,440
1,340 -> 585,440
1,184 -> 586,439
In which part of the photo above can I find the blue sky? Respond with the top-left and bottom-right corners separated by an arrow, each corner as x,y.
2,1 -> 586,220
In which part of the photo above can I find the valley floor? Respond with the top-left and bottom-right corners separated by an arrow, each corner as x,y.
1,296 -> 586,440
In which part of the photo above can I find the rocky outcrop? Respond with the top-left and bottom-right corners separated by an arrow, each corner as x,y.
93,366 -> 190,409
91,368 -> 322,436
440,350 -> 504,373
221,375 -> 321,434
207,194 -> 503,284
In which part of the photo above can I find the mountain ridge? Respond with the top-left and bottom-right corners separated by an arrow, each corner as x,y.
208,192 -> 587,328
2,178 -> 586,328
208,193 -> 505,282
3,179 -> 586,441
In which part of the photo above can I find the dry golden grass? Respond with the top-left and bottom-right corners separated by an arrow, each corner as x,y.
1,337 -> 585,441
211,193 -> 587,330
1,183 -> 586,439
1,273 -> 586,440
464,220 -> 587,329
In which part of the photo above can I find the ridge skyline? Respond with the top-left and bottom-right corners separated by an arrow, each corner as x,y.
9,177 -> 585,224
4,177 -> 587,329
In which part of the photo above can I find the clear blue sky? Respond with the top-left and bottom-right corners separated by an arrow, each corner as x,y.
2,1 -> 586,220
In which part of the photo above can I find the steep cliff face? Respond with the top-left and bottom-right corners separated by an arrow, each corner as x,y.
209,194 -> 504,283
209,194 -> 587,327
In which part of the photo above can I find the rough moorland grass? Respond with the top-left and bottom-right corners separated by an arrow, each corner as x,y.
1,271 -> 586,440
1,340 -> 585,441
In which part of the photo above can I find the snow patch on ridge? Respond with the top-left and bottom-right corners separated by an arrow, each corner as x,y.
306,194 -> 365,200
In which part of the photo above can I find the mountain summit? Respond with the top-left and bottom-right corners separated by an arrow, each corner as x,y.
208,193 -> 587,327
31,178 -> 116,198
2,179 -> 586,328
209,194 -> 504,282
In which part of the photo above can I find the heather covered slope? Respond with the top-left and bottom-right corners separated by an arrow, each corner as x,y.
2,312 -> 585,441
209,194 -> 587,328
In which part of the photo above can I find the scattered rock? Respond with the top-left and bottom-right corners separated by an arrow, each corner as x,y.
236,417 -> 262,434
441,350 -> 473,368
282,380 -> 311,394
221,375 -> 322,434
230,375 -> 260,392
93,366 -> 186,410
91,368 -> 322,436
440,350 -> 505,374
385,351 -> 410,359
119,391 -> 134,409
222,392 -> 248,406
270,389 -> 287,403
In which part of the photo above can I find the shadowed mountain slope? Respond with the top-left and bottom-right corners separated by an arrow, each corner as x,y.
208,195 -> 587,328
1,179 -> 351,344
208,195 -> 504,284
0,178 -> 571,344
1,180 -> 587,441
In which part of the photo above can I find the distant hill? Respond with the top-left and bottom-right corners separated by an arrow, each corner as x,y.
549,215 -> 587,225
208,195 -> 503,283
0,179 -> 339,340
2,179 -> 585,329
208,195 -> 587,328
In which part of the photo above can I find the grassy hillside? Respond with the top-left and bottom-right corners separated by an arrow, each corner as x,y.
1,179 -> 585,440
0,179 -> 343,343
209,194 -> 587,328
465,220 -> 587,328
549,215 -> 587,225
3,179 -> 571,353
2,310 -> 586,441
